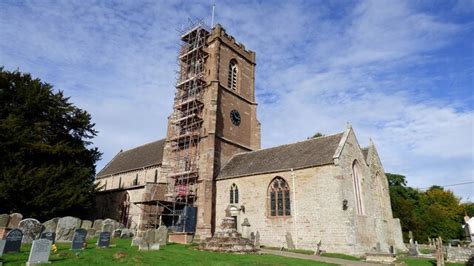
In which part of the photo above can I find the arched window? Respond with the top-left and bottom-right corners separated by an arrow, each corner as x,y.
154,170 -> 158,183
230,183 -> 239,204
268,177 -> 291,216
228,59 -> 238,90
352,160 -> 365,215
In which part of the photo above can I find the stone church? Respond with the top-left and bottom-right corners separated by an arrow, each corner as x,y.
95,23 -> 405,255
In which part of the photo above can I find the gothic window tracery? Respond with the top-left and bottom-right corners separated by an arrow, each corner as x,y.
228,59 -> 238,90
268,177 -> 291,216
230,183 -> 239,204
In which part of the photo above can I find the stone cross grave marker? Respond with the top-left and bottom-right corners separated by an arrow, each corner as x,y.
4,229 -> 23,253
71,229 -> 87,250
0,239 -> 5,257
40,232 -> 56,244
27,239 -> 52,266
97,232 -> 111,248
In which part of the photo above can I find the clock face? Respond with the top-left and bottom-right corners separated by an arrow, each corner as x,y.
230,109 -> 241,126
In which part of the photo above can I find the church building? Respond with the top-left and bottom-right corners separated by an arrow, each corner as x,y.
95,23 -> 405,255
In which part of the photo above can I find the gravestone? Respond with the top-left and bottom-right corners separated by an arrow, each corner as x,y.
112,229 -> 122,238
155,226 -> 168,246
101,219 -> 116,233
7,213 -> 22,229
86,229 -> 96,240
56,216 -> 81,242
4,229 -> 23,253
40,232 -> 56,244
71,229 -> 87,250
92,219 -> 103,232
0,240 -> 5,257
285,232 -> 295,249
97,232 -> 111,248
19,218 -> 42,243
138,229 -> 155,251
241,218 -> 251,238
27,239 -> 52,266
120,228 -> 134,238
255,231 -> 261,248
42,219 -> 58,234
0,214 -> 9,228
80,220 -> 92,229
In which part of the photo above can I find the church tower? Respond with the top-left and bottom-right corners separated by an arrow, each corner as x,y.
160,23 -> 260,239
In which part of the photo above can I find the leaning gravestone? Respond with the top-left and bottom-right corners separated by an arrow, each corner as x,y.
4,229 -> 23,253
97,232 -> 111,248
0,214 -> 9,228
155,226 -> 168,246
56,216 -> 81,242
71,229 -> 87,250
0,240 -> 5,256
19,218 -> 42,243
80,220 -> 92,229
27,239 -> 52,266
42,219 -> 58,234
7,213 -> 22,229
40,232 -> 56,244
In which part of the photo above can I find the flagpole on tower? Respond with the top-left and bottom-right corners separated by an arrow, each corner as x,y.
211,2 -> 216,27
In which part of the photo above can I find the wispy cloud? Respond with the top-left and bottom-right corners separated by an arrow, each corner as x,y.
1,0 -> 472,199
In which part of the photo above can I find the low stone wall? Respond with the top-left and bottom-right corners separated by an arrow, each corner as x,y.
446,246 -> 474,263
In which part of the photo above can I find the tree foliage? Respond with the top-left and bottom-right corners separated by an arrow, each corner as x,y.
0,68 -> 101,221
387,173 -> 467,243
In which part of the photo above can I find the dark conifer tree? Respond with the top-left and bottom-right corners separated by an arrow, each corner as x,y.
0,68 -> 101,221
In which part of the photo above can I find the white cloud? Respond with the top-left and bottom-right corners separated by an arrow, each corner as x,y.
1,0 -> 472,199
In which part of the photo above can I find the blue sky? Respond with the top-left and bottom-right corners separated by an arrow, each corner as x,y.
1,0 -> 473,199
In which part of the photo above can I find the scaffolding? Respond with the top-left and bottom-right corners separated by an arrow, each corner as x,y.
136,21 -> 210,234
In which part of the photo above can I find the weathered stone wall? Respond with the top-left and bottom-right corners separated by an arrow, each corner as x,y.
215,129 -> 405,255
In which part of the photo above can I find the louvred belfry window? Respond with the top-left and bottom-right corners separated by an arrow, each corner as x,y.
268,177 -> 291,216
228,59 -> 238,90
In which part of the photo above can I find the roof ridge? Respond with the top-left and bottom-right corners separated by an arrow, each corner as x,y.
231,131 -> 344,158
121,138 -> 165,153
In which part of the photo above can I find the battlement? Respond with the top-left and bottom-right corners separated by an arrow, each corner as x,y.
208,24 -> 256,64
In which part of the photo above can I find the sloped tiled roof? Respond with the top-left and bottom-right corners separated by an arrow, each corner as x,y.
217,132 -> 344,180
96,139 -> 165,178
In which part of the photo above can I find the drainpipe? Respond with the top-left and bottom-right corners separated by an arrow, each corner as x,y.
291,168 -> 298,249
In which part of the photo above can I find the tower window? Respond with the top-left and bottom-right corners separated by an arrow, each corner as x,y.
268,177 -> 291,216
228,59 -> 238,90
230,183 -> 239,204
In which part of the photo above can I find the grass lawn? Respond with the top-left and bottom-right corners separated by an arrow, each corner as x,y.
320,253 -> 361,261
1,238 -> 336,265
402,257 -> 464,266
